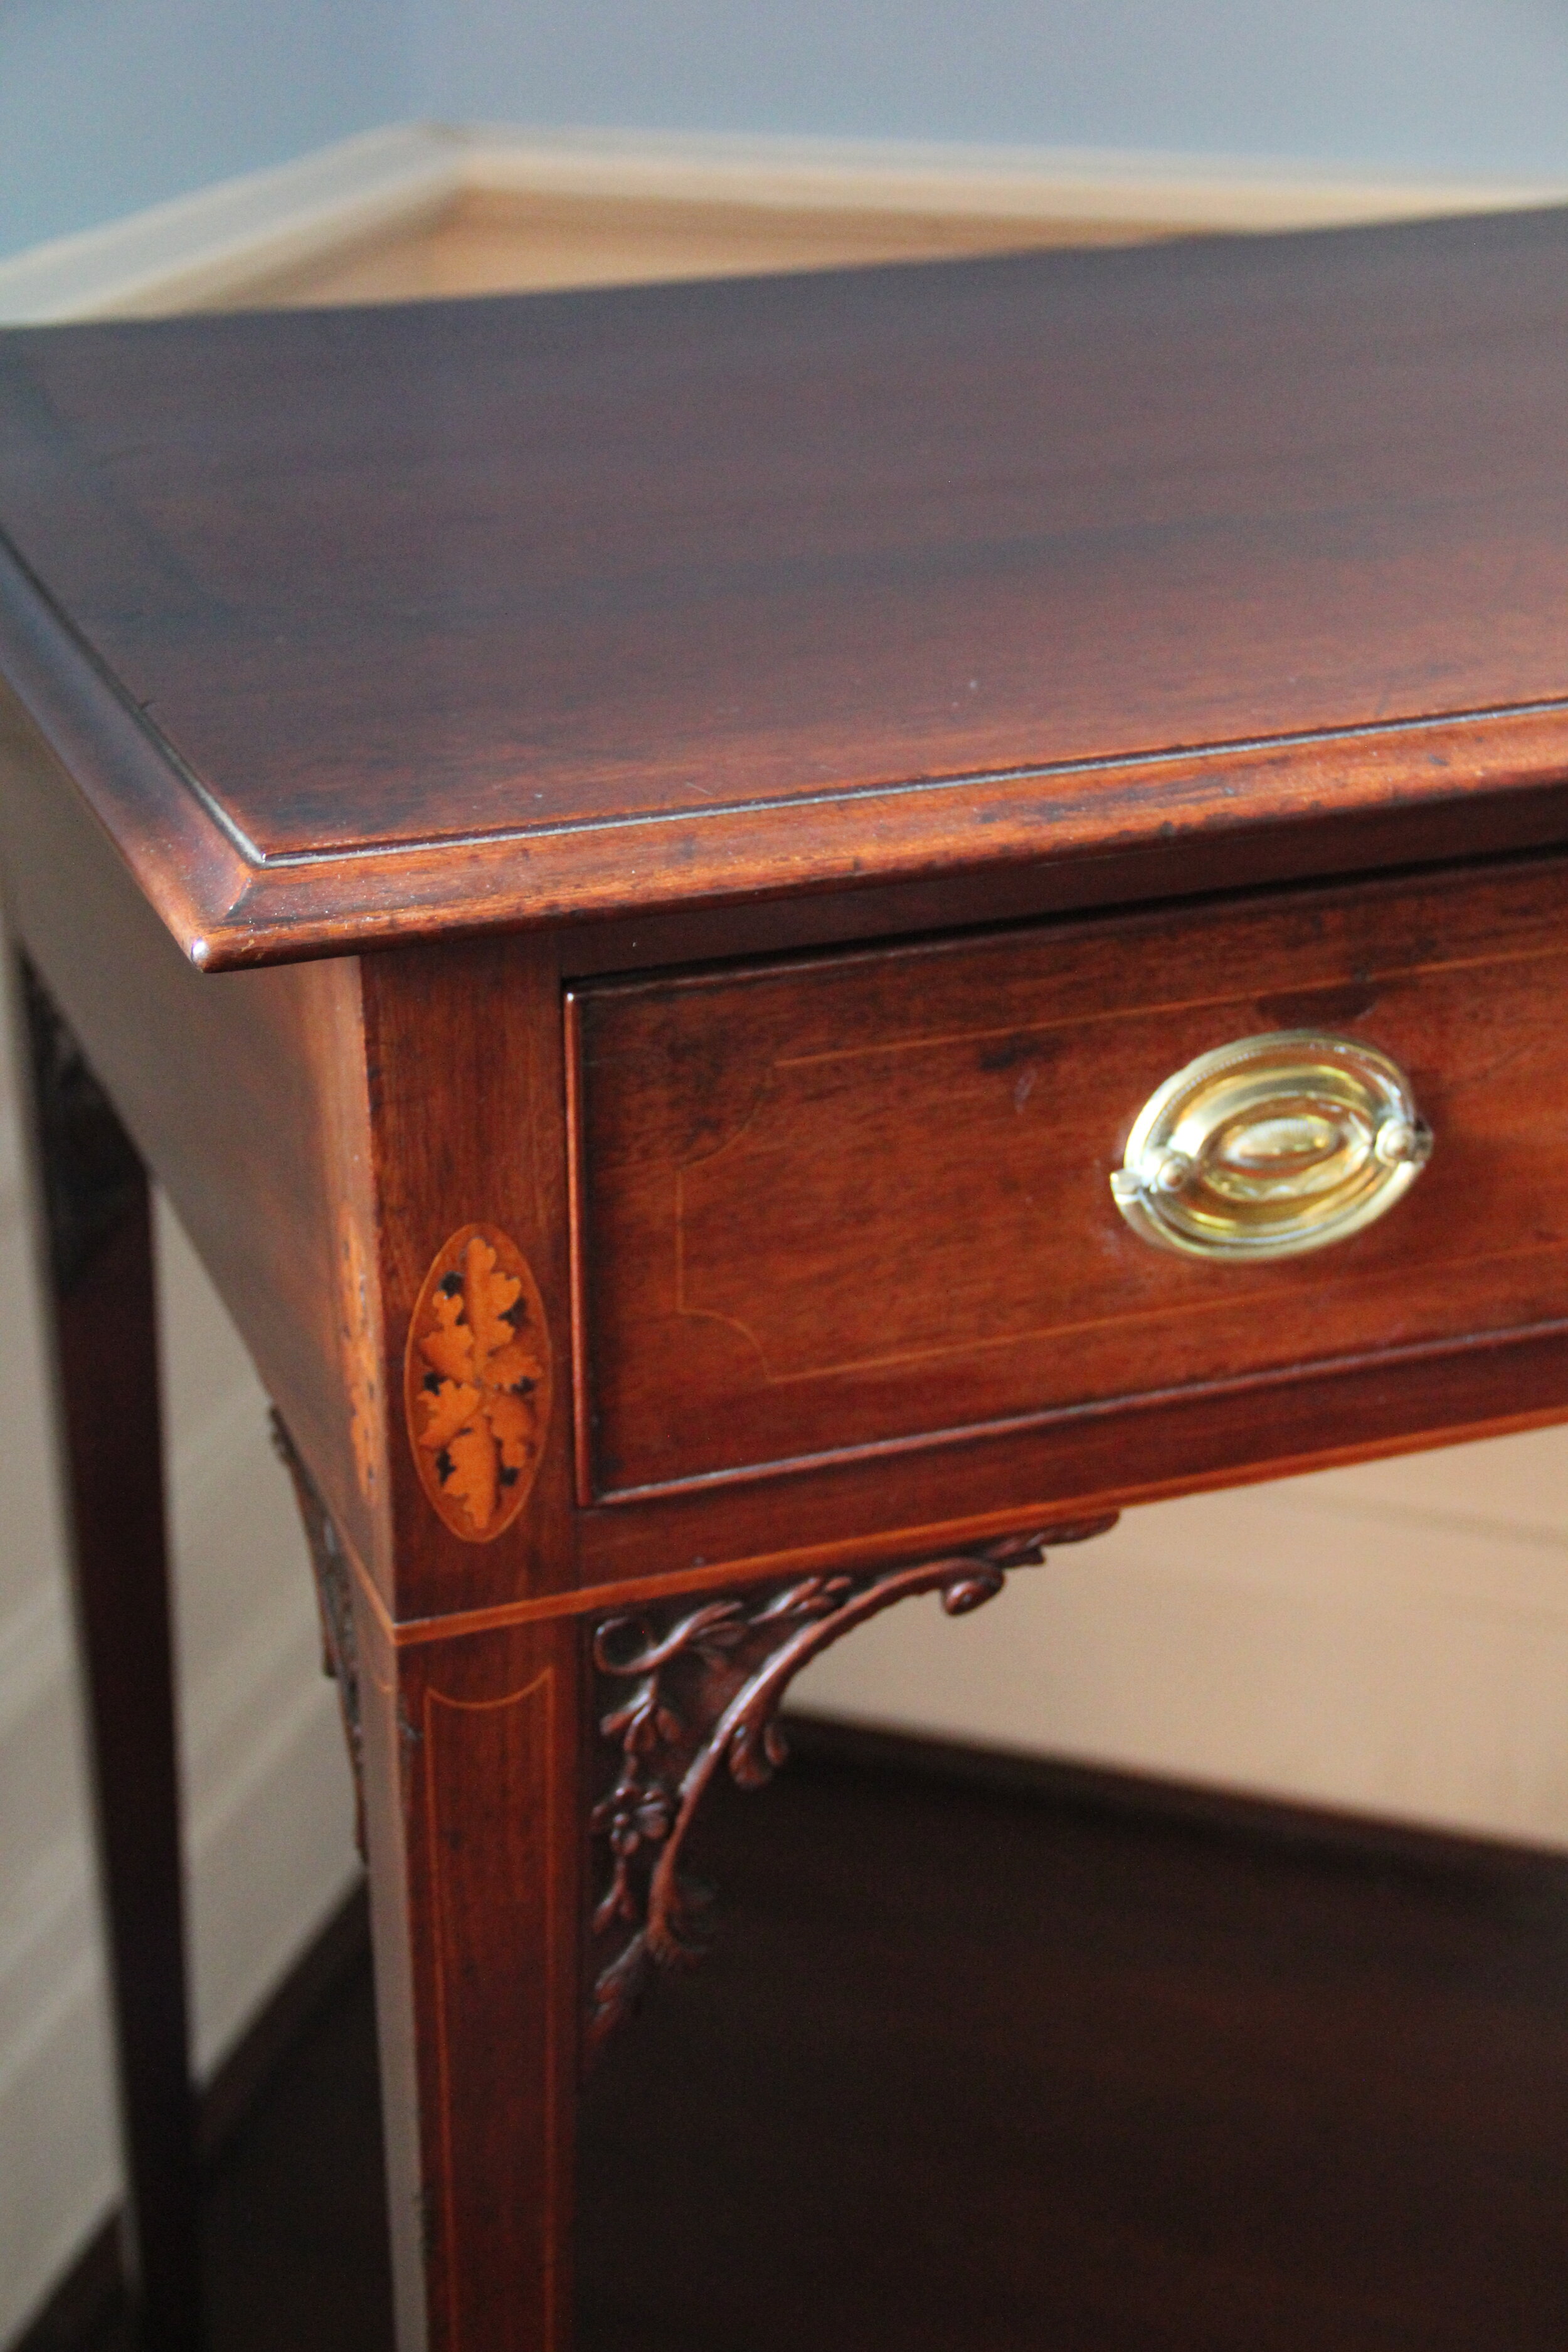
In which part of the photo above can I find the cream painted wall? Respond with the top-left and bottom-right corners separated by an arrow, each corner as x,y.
415,0 -> 1568,178
0,0 -> 408,260
791,1436 -> 1568,1844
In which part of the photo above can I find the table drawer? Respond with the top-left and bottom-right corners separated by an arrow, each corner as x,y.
568,857 -> 1568,1501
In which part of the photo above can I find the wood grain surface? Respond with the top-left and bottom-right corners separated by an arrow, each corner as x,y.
573,851 -> 1568,1496
7,208 -> 1568,961
14,180 -> 1568,2352
354,1593 -> 581,2352
0,679 -> 384,1570
34,1731 -> 1568,2352
359,935 -> 581,1621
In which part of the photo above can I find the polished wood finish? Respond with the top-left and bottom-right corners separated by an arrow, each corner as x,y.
573,852 -> 1568,1495
32,1738 -> 1568,2352
358,935 -> 579,1623
9,208 -> 1568,2349
354,1593 -> 581,2352
7,210 -> 1568,962
585,1729 -> 1568,2352
0,682 -> 382,1570
11,968 -> 200,2352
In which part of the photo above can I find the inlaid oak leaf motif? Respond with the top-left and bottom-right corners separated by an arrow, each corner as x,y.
443,1420 -> 501,1534
404,1226 -> 553,1542
418,1375 -> 484,1453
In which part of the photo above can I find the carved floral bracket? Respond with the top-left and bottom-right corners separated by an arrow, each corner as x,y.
588,1515 -> 1117,2048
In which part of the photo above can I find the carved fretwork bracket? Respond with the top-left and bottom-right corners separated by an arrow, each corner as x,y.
271,1412 -> 366,1858
588,1513 -> 1118,2049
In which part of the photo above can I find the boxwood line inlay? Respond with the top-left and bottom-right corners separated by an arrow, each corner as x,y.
22,209 -> 1568,2351
268,1413 -> 1115,2049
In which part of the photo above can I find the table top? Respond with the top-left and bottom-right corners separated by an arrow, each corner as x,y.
4,204 -> 1568,968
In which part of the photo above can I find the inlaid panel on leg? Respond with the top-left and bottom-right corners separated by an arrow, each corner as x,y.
355,1592 -> 583,2352
423,1668 -> 567,2349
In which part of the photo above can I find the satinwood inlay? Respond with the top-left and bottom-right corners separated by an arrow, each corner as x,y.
406,1226 -> 553,1542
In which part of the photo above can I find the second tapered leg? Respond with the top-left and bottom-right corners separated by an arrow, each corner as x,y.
16,958 -> 201,2350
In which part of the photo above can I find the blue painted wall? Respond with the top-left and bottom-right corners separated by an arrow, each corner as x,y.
6,0 -> 1568,268
420,0 -> 1568,179
0,0 -> 408,260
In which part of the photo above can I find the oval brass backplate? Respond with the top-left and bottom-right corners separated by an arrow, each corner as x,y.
1110,1030 -> 1432,1262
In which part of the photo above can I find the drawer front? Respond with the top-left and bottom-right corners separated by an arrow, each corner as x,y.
569,858 -> 1568,1500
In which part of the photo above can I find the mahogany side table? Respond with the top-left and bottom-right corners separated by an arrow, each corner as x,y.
8,205 -> 1568,2350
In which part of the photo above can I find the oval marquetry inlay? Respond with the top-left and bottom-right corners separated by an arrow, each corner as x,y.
405,1224 -> 552,1542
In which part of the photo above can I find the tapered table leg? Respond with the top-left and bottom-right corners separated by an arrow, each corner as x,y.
16,958 -> 202,2351
349,1589 -> 581,2352
278,1355 -> 582,2352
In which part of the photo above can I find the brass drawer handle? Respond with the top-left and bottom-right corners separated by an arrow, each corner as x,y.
1110,1030 -> 1432,1261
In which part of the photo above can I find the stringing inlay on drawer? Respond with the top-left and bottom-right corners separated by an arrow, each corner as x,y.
568,858 -> 1568,1500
